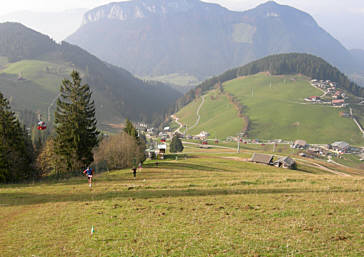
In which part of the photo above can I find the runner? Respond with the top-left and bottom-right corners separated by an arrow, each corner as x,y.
83,167 -> 94,188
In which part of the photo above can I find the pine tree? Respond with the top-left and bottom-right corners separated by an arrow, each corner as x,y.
54,71 -> 99,174
123,119 -> 138,141
170,135 -> 184,153
0,92 -> 33,182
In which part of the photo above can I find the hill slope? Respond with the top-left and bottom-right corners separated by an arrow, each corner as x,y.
67,0 -> 358,80
176,73 -> 364,144
0,22 -> 181,126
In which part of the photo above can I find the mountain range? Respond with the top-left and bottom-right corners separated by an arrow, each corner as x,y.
67,0 -> 362,83
0,9 -> 87,42
0,22 -> 181,127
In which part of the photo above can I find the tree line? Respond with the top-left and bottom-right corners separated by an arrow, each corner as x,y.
0,71 -> 146,183
172,53 -> 364,114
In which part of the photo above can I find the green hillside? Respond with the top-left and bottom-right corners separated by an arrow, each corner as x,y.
177,90 -> 245,139
176,73 -> 364,144
0,22 -> 182,127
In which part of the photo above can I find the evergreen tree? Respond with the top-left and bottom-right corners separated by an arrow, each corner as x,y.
54,71 -> 99,174
170,135 -> 184,153
0,92 -> 33,182
123,119 -> 138,141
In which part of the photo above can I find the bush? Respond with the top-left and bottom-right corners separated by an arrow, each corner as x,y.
94,132 -> 145,171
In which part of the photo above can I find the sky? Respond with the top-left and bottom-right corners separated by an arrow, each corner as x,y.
0,0 -> 363,49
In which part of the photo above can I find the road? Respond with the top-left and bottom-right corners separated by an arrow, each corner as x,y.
171,115 -> 183,134
189,95 -> 206,130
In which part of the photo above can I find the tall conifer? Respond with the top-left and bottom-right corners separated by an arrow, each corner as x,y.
54,71 -> 99,173
0,92 -> 33,182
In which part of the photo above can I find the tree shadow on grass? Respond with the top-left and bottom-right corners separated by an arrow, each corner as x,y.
0,187 -> 361,207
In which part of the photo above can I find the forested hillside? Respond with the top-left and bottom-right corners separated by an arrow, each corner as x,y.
174,53 -> 364,112
0,22 -> 181,126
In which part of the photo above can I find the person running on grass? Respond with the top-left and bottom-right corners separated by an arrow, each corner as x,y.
83,167 -> 94,187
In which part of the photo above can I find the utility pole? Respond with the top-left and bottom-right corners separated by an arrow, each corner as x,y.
237,136 -> 240,153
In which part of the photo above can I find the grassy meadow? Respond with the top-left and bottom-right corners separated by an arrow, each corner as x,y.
0,59 -> 73,113
175,73 -> 364,144
177,90 -> 245,138
1,147 -> 363,256
224,74 -> 364,144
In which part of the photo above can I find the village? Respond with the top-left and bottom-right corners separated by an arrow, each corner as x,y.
135,122 -> 364,170
304,79 -> 348,107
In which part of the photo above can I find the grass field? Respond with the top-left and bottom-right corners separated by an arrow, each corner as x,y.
1,147 -> 363,256
0,59 -> 122,124
175,73 -> 364,144
0,60 -> 73,114
177,90 -> 245,139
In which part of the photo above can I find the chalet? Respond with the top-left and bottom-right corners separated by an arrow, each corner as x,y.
305,96 -> 320,102
332,99 -> 345,106
274,156 -> 296,169
251,153 -> 273,165
292,140 -> 307,149
331,141 -> 350,154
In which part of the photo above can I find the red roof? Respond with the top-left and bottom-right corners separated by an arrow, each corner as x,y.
332,99 -> 344,104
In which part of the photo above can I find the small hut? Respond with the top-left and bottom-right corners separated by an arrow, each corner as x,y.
251,153 -> 274,165
274,156 -> 296,169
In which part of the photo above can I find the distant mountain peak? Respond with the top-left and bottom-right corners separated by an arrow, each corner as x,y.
82,0 -> 226,24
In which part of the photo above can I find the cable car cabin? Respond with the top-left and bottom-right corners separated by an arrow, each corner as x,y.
37,121 -> 47,130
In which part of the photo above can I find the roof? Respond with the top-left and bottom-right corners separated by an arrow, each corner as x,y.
331,141 -> 350,149
276,156 -> 296,166
158,144 -> 167,150
251,153 -> 273,164
294,140 -> 307,146
332,99 -> 345,104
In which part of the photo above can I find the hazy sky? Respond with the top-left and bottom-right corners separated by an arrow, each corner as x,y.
0,0 -> 363,49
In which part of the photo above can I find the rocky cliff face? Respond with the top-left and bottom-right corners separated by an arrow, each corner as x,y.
67,0 -> 358,79
82,0 -> 227,24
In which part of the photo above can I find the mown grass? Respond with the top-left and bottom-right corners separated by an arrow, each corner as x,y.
1,152 -> 363,256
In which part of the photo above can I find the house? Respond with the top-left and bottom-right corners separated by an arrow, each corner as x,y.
274,156 -> 296,169
331,141 -> 350,153
163,127 -> 170,132
359,153 -> 364,161
195,131 -> 209,139
292,140 -> 307,149
251,153 -> 274,165
332,99 -> 345,106
305,96 -> 320,102
157,144 -> 167,154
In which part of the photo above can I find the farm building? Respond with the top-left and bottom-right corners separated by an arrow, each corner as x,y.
251,153 -> 273,165
359,153 -> 364,161
292,140 -> 307,149
331,141 -> 350,153
274,156 -> 296,169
